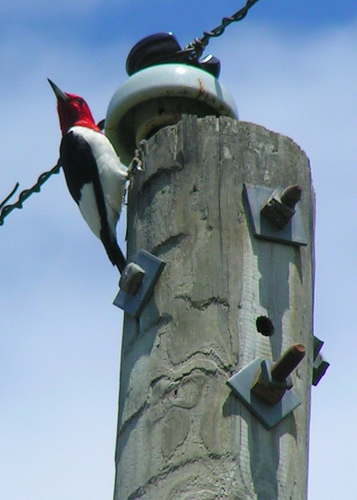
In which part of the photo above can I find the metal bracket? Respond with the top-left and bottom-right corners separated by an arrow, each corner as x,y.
227,357 -> 302,429
113,249 -> 166,317
243,183 -> 307,246
312,335 -> 330,386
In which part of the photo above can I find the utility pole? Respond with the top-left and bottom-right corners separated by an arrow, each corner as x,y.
106,33 -> 323,500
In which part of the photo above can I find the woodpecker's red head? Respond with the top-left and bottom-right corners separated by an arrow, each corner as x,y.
48,79 -> 101,135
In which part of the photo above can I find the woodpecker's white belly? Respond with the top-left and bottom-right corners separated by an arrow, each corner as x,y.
70,126 -> 127,239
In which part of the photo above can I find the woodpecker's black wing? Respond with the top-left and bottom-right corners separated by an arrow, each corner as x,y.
59,130 -> 126,272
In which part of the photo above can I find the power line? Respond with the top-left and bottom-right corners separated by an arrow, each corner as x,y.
0,161 -> 61,226
184,0 -> 261,61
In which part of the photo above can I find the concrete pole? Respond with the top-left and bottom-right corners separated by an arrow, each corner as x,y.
113,116 -> 314,500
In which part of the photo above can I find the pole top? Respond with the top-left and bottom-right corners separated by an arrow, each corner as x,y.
105,34 -> 238,165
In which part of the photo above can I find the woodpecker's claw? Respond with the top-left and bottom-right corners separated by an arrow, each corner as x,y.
127,140 -> 147,178
97,119 -> 105,131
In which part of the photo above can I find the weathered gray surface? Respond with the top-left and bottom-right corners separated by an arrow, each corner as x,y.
113,117 -> 314,500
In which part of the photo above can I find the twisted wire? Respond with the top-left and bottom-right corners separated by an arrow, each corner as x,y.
184,0 -> 261,61
0,161 -> 61,226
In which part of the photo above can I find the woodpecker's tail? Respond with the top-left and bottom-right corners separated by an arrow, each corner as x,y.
98,224 -> 126,273
106,236 -> 126,273
111,241 -> 127,274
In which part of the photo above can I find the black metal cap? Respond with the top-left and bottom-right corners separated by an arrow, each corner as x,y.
126,33 -> 182,76
126,32 -> 220,78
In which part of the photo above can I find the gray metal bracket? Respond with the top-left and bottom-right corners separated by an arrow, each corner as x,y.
243,183 -> 307,246
227,357 -> 302,429
312,335 -> 330,386
113,249 -> 166,317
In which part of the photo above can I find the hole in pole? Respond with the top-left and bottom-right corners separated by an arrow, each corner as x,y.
256,316 -> 274,337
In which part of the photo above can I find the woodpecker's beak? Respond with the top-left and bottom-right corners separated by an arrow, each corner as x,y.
48,79 -> 69,102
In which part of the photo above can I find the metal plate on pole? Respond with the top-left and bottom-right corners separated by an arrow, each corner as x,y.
243,183 -> 307,246
113,249 -> 166,317
227,357 -> 302,429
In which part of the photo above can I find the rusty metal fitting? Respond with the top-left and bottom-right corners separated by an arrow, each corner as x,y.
251,343 -> 306,405
261,184 -> 302,230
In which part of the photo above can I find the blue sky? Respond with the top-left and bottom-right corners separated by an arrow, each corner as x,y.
1,1 -> 357,499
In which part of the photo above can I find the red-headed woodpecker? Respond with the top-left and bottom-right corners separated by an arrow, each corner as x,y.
48,79 -> 128,273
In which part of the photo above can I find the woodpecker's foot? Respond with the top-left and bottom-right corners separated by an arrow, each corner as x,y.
127,140 -> 147,178
97,119 -> 105,131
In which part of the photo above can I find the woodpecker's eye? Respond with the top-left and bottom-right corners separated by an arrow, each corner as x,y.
75,97 -> 85,105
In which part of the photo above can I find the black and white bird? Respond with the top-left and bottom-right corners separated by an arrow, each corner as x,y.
48,79 -> 128,273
